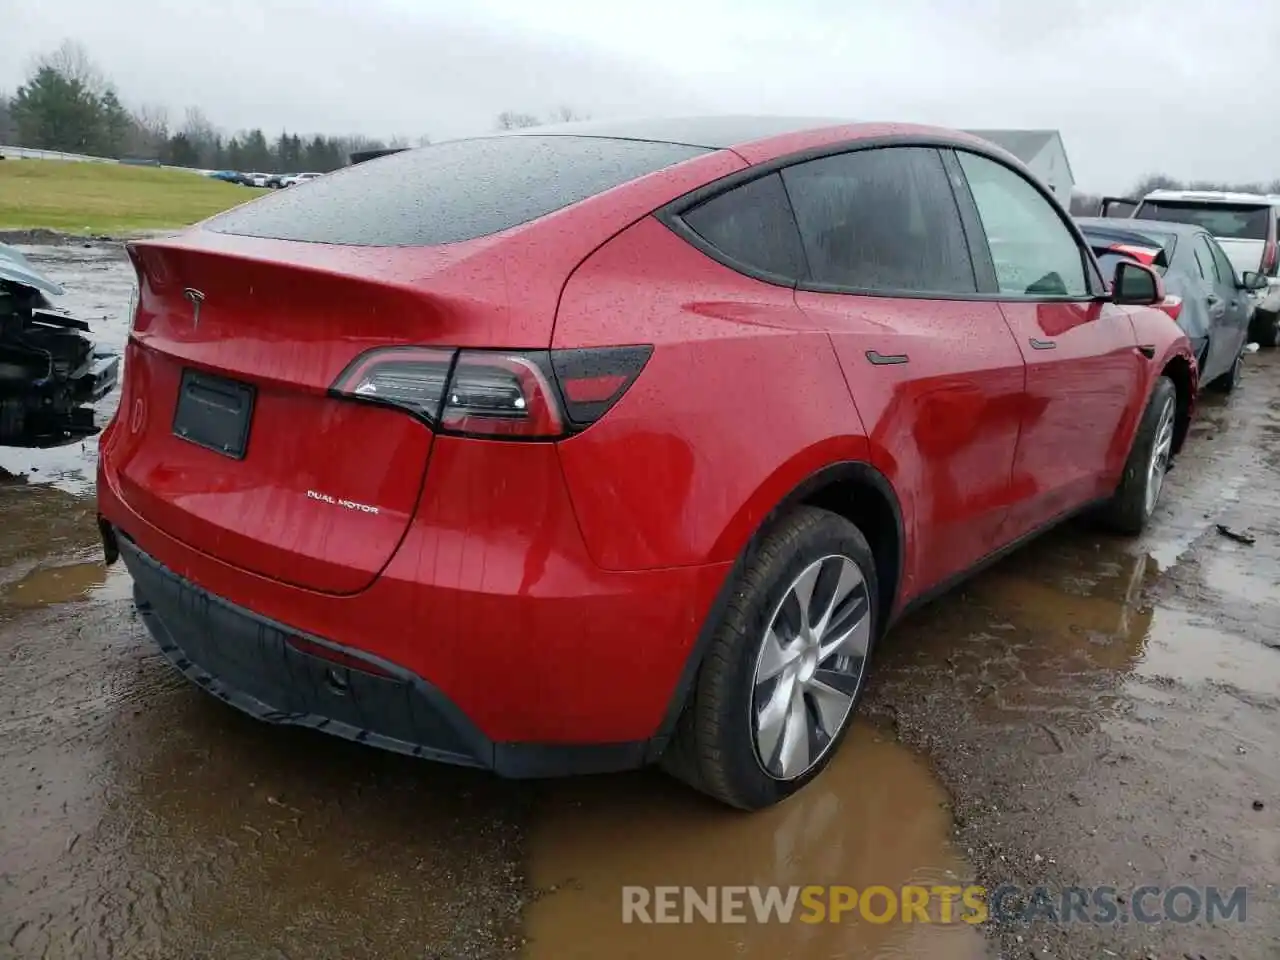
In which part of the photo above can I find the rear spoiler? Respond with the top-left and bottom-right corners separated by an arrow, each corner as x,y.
1085,236 -> 1170,271
1099,196 -> 1140,217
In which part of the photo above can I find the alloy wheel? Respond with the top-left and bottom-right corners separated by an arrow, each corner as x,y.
1145,396 -> 1176,516
750,554 -> 872,780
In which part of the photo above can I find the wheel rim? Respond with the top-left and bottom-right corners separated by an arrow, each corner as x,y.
1145,396 -> 1176,516
750,554 -> 872,781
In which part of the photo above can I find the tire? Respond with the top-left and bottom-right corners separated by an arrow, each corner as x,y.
1101,375 -> 1177,536
1249,309 -> 1280,348
661,507 -> 879,810
1208,350 -> 1243,394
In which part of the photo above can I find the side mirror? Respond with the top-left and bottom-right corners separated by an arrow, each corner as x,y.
1112,260 -> 1165,306
1241,270 -> 1270,292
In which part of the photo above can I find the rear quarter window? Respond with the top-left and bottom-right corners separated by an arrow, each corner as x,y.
204,136 -> 711,246
678,173 -> 807,281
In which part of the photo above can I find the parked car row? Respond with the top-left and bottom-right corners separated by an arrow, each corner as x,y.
206,170 -> 324,188
100,118 -> 1212,811
1075,216 -> 1263,392
1099,189 -> 1280,347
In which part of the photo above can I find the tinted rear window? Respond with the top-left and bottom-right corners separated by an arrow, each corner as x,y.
1134,201 -> 1271,240
205,136 -> 710,246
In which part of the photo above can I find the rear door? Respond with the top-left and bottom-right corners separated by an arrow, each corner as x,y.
786,145 -> 1027,596
1190,231 -> 1234,380
950,149 -> 1145,537
1205,233 -> 1251,371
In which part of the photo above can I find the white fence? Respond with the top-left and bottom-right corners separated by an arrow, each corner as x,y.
0,145 -> 121,163
0,145 -> 206,174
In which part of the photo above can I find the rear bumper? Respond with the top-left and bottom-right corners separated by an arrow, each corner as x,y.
98,427 -> 733,770
117,529 -> 665,777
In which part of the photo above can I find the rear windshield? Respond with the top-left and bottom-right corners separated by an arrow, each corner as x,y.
205,136 -> 711,246
1134,201 -> 1271,241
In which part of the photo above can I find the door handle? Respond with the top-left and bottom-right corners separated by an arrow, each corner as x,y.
865,350 -> 909,365
1029,338 -> 1056,350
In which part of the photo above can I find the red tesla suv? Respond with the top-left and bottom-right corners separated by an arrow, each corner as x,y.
97,118 -> 1196,810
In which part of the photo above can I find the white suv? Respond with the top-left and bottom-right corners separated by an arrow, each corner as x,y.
1102,189 -> 1280,346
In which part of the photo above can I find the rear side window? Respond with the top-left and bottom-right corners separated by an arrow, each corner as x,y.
781,147 -> 977,294
679,173 -> 806,281
1192,234 -> 1220,282
1135,201 -> 1270,241
205,136 -> 710,246
1207,237 -> 1239,285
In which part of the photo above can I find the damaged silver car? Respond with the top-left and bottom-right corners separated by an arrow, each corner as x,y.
0,243 -> 120,447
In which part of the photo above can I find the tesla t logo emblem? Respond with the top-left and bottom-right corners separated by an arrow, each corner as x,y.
182,288 -> 205,329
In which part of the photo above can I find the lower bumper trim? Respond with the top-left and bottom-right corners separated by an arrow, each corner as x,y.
117,529 -> 652,778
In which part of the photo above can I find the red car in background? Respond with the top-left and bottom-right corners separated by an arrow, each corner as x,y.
97,118 -> 1195,810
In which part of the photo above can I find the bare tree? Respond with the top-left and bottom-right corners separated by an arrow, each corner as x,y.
548,105 -> 589,123
36,40 -> 107,95
1127,174 -> 1182,198
496,110 -> 541,130
0,91 -> 15,144
127,102 -> 169,158
416,134 -> 433,147
182,106 -> 220,167
1069,191 -> 1101,216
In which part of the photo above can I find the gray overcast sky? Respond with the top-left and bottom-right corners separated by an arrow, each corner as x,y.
4,0 -> 1278,192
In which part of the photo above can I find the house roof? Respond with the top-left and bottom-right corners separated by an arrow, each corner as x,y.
964,129 -> 1076,188
964,129 -> 1055,162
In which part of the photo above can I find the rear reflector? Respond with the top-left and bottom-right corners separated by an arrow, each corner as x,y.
331,345 -> 651,439
550,346 -> 653,425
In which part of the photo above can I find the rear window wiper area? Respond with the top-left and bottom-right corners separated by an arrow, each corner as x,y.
0,245 -> 120,449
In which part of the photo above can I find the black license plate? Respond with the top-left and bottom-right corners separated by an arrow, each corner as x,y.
172,369 -> 255,459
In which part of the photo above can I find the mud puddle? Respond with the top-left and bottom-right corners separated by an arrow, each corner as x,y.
0,558 -> 131,609
526,723 -> 989,960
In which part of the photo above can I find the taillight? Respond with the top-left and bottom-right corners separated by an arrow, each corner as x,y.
331,345 -> 651,440
1159,295 -> 1183,322
440,352 -> 563,438
1263,239 -> 1278,277
333,346 -> 454,420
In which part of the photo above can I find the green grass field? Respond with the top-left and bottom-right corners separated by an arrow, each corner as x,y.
0,159 -> 261,235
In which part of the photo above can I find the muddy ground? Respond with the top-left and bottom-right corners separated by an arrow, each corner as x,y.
1,243 -> 1277,960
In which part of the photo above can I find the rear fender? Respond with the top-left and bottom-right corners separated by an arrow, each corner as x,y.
652,455 -> 903,751
1120,304 -> 1198,460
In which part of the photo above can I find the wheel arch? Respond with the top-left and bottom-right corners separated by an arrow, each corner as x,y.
649,458 -> 905,757
1160,350 -> 1195,454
